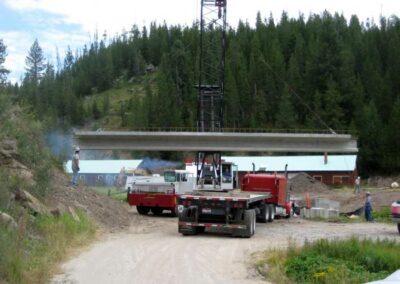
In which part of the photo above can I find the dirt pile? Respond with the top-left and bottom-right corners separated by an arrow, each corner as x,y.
47,170 -> 131,231
338,190 -> 400,214
289,172 -> 331,194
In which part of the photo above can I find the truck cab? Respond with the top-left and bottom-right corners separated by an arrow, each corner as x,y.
185,161 -> 236,191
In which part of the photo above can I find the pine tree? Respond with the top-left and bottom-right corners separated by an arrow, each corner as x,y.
275,86 -> 297,129
0,39 -> 10,86
25,39 -> 46,85
382,97 -> 400,171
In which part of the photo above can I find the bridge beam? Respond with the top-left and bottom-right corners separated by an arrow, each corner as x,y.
74,131 -> 358,153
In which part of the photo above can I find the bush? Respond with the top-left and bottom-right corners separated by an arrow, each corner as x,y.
284,238 -> 399,284
258,238 -> 400,284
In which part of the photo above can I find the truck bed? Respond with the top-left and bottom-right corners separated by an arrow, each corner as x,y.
179,190 -> 271,205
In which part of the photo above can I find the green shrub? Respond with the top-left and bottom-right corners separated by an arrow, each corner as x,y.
374,206 -> 391,222
283,238 -> 400,284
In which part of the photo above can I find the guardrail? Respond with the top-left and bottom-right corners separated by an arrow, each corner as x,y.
92,127 -> 355,135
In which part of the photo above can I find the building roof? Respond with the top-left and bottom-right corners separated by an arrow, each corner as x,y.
65,160 -> 142,174
222,155 -> 357,172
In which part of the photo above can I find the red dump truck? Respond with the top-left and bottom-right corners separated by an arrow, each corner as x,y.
177,172 -> 294,237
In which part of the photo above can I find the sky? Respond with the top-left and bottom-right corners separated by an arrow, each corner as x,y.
1,0 -> 399,83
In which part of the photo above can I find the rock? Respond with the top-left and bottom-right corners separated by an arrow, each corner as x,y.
68,206 -> 81,222
391,182 -> 399,188
14,188 -> 50,216
0,139 -> 35,185
50,203 -> 67,217
0,211 -> 17,230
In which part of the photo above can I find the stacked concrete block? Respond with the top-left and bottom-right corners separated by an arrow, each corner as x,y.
301,198 -> 340,220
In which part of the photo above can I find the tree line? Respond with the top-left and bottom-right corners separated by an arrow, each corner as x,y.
1,11 -> 400,174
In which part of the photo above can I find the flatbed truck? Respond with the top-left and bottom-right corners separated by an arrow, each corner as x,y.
177,191 -> 271,238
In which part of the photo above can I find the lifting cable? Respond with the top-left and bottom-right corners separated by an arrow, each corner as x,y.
259,57 -> 337,134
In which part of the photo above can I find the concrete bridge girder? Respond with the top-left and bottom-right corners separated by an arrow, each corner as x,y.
74,131 -> 358,153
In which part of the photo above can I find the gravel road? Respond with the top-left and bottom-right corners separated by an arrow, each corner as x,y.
52,212 -> 398,284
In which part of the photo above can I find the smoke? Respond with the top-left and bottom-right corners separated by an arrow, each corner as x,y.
45,129 -> 73,162
45,128 -> 117,161
138,158 -> 182,174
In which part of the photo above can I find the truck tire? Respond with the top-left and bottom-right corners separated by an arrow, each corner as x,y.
170,207 -> 177,217
151,207 -> 163,215
137,206 -> 150,215
259,204 -> 269,223
244,209 -> 255,238
251,210 -> 256,236
268,204 -> 275,222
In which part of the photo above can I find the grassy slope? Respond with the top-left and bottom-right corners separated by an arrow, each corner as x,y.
0,94 -> 96,283
83,74 -> 155,129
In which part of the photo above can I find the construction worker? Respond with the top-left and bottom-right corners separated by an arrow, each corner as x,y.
354,176 -> 361,194
364,192 -> 373,222
71,146 -> 80,187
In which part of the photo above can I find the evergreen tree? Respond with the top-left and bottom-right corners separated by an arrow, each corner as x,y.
275,86 -> 296,129
381,97 -> 400,171
0,39 -> 9,86
25,39 -> 46,85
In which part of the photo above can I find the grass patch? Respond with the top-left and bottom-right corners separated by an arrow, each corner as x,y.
374,206 -> 392,222
0,210 -> 96,284
256,238 -> 400,284
90,187 -> 128,202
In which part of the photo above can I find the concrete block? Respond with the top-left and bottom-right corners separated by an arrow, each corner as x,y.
302,207 -> 339,219
312,198 -> 340,210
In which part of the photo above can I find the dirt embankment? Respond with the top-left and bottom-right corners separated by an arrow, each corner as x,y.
47,170 -> 131,231
1,138 -> 131,232
289,172 -> 400,214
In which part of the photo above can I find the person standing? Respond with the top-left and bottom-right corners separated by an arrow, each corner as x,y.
354,176 -> 361,194
364,192 -> 373,222
71,146 -> 80,187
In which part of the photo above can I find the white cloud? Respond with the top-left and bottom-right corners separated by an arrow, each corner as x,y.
3,0 -> 400,83
5,0 -> 400,35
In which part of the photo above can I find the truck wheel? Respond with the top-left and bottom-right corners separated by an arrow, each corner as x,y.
170,206 -> 177,217
151,207 -> 163,215
251,210 -> 256,236
259,204 -> 269,223
137,206 -> 150,215
268,204 -> 275,222
243,209 -> 255,238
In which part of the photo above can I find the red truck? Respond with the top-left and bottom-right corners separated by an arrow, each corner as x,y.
127,170 -> 196,216
241,173 -> 294,222
178,172 -> 294,237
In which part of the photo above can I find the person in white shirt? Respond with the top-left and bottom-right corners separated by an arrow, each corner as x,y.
354,176 -> 361,194
71,146 -> 80,187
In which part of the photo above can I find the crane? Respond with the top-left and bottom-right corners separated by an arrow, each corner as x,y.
195,0 -> 227,189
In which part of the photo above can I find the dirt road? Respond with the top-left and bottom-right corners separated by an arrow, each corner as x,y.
52,212 -> 398,284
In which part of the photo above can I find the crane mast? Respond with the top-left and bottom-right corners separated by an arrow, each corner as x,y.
196,0 -> 227,189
